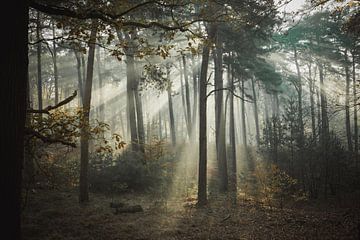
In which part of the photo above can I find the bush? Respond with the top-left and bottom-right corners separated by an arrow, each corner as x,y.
250,162 -> 307,209
88,140 -> 175,195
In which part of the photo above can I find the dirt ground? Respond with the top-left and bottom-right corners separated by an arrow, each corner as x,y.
21,189 -> 359,240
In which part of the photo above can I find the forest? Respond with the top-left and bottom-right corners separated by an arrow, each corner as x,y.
2,0 -> 360,239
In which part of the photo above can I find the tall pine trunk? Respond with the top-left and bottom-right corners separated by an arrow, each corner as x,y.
96,46 -> 104,122
345,50 -> 353,152
214,29 -> 228,192
74,51 -> 84,105
251,77 -> 260,146
228,63 -> 237,204
52,21 -> 59,104
79,22 -> 97,203
309,64 -> 316,140
352,51 -> 358,168
182,55 -> 192,138
198,25 -> 216,206
36,11 -> 43,111
166,65 -> 176,146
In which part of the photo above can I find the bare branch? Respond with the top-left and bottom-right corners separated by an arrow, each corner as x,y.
28,91 -> 77,114
25,128 -> 77,147
206,87 -> 253,103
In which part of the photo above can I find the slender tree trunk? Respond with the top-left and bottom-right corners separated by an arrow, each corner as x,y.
309,64 -> 316,140
191,55 -> 198,139
2,1 -> 28,237
74,51 -> 84,105
182,55 -> 192,138
229,64 -> 237,204
167,65 -> 176,146
96,46 -> 104,122
52,21 -> 59,104
179,58 -> 188,129
135,86 -> 145,153
79,22 -> 97,203
352,51 -> 358,168
251,77 -> 260,146
294,46 -> 304,148
198,25 -> 216,206
36,11 -> 43,111
214,29 -> 228,192
240,77 -> 247,146
345,49 -> 353,152
318,61 -> 329,198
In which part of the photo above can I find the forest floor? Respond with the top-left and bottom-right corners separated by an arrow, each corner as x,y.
22,189 -> 360,240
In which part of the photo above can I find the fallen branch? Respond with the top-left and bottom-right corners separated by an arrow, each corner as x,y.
114,205 -> 143,214
28,91 -> 77,114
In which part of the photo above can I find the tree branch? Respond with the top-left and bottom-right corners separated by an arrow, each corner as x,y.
206,87 -> 253,103
25,128 -> 77,147
28,91 -> 77,114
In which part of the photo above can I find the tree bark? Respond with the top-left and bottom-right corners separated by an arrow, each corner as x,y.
228,63 -> 237,204
79,22 -> 97,203
240,77 -> 247,147
345,49 -> 353,152
2,1 -> 28,238
182,55 -> 192,138
214,29 -> 228,192
191,55 -> 198,140
166,65 -> 176,146
135,84 -> 145,153
96,46 -> 104,122
74,50 -> 84,105
36,11 -> 43,111
198,24 -> 216,206
308,63 -> 316,140
294,46 -> 304,148
352,51 -> 358,168
52,21 -> 59,104
251,77 -> 260,146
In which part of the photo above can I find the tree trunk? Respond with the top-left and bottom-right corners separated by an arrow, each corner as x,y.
294,46 -> 304,148
2,1 -> 27,238
166,65 -> 176,146
240,77 -> 247,146
191,55 -> 198,140
229,64 -> 237,204
118,31 -> 139,151
182,55 -> 192,138
352,51 -> 358,168
79,22 -> 97,203
96,46 -> 104,122
345,50 -> 353,152
52,21 -> 59,104
135,85 -> 145,153
214,29 -> 228,192
179,58 -> 188,129
36,11 -> 43,111
251,77 -> 260,146
308,64 -> 316,140
198,25 -> 216,206
74,50 -> 84,105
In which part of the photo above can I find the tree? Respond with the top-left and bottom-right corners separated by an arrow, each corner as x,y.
2,1 -> 28,238
79,21 -> 97,203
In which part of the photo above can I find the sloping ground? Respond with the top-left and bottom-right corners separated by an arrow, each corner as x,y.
22,189 -> 359,240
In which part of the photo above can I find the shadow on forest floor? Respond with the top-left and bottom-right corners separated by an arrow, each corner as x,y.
22,189 -> 359,240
